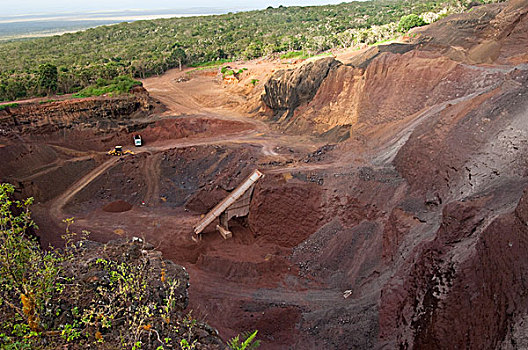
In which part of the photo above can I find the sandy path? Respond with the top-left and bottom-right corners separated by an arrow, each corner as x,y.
143,152 -> 162,205
49,157 -> 119,220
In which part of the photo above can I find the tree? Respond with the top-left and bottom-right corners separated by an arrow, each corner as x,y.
38,63 -> 58,95
170,47 -> 187,71
398,14 -> 426,32
4,79 -> 27,101
243,42 -> 263,60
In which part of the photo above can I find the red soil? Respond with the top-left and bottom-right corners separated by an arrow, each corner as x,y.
102,200 -> 133,213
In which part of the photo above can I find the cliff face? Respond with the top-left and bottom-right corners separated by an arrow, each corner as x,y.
259,0 -> 528,143
260,1 -> 528,348
0,88 -> 153,135
380,191 -> 528,349
260,57 -> 345,139
261,57 -> 341,114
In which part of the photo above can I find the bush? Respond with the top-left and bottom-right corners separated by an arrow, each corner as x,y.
189,59 -> 232,68
0,183 -> 61,339
280,51 -> 306,59
398,14 -> 427,32
0,103 -> 19,111
0,184 -> 200,348
72,75 -> 141,98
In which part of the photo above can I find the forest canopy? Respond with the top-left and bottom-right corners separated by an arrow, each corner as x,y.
0,0 -> 502,101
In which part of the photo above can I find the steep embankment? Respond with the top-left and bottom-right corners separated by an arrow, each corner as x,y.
259,1 -> 527,144
259,1 -> 528,348
0,87 -> 153,136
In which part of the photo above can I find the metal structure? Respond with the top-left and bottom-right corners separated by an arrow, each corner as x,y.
193,169 -> 264,239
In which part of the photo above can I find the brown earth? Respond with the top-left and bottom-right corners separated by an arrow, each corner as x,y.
102,200 -> 133,213
2,1 -> 528,349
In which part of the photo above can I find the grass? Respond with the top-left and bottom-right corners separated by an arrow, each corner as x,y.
370,35 -> 400,47
72,76 -> 141,98
0,103 -> 19,110
280,51 -> 308,59
280,50 -> 333,60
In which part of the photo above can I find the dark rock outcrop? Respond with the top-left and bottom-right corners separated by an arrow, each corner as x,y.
346,42 -> 416,69
40,238 -> 226,349
261,57 -> 341,119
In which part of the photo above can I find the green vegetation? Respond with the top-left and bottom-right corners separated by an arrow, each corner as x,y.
0,0 -> 504,102
398,14 -> 427,32
72,75 -> 141,98
220,66 -> 247,79
228,330 -> 260,350
0,183 -> 61,343
0,103 -> 19,111
37,63 -> 58,96
280,51 -> 308,59
0,183 -> 260,349
189,58 -> 232,68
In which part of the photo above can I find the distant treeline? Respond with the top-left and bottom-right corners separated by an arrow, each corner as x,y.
0,0 -> 501,101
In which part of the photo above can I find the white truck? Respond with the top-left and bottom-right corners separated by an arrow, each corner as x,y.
133,135 -> 142,147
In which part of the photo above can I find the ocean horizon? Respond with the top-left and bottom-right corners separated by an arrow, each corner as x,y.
0,8 -> 241,41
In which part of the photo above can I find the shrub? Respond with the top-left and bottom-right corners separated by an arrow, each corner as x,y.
398,14 -> 427,32
0,183 -> 61,339
228,330 -> 260,350
0,183 -> 256,349
72,75 -> 141,98
280,51 -> 306,59
0,103 -> 19,111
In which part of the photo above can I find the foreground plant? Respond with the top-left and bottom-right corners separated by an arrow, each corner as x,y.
0,183 -> 60,338
228,330 -> 260,350
0,183 -> 226,349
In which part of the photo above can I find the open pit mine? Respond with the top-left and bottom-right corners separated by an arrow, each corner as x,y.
1,0 -> 528,348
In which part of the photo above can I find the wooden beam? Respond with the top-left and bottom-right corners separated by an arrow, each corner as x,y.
193,169 -> 264,235
216,225 -> 232,239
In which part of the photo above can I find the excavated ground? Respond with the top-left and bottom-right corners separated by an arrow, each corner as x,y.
2,1 -> 528,348
0,79 -> 330,349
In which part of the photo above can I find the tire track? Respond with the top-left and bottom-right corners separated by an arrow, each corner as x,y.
49,157 -> 119,220
143,153 -> 162,205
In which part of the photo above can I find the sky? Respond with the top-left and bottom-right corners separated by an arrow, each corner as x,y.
1,1 -> 348,16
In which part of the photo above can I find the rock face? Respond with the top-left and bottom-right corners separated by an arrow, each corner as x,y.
258,0 -> 528,142
256,1 -> 528,349
261,57 -> 341,121
40,238 -> 226,349
0,88 -> 153,135
380,191 -> 528,349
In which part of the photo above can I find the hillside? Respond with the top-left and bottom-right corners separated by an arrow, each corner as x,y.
2,0 -> 528,348
0,0 -> 468,102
